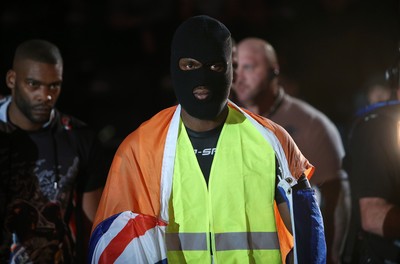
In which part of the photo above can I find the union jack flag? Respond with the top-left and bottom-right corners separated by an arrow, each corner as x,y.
88,211 -> 168,264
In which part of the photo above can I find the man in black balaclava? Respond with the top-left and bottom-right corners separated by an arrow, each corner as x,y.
170,15 -> 232,120
89,14 -> 323,264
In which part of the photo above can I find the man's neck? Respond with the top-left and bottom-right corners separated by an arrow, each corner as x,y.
181,106 -> 229,132
242,87 -> 283,117
264,87 -> 284,117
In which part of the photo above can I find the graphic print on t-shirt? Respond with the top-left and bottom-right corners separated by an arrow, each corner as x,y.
186,124 -> 223,184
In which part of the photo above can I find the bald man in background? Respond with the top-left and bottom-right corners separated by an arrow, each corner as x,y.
233,37 -> 350,264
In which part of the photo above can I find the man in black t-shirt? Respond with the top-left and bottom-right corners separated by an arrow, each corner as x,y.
343,54 -> 400,263
0,39 -> 109,263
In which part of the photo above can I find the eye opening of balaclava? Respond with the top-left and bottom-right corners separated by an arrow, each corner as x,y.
170,15 -> 232,120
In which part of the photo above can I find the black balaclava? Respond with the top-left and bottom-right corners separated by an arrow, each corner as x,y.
170,15 -> 232,120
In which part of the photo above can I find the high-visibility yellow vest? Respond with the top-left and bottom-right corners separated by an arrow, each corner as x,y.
166,107 -> 281,263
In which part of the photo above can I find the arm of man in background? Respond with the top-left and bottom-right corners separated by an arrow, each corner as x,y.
83,188 -> 104,222
359,198 -> 400,237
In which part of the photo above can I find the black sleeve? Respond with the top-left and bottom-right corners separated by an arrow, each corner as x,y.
68,123 -> 111,193
83,137 -> 111,192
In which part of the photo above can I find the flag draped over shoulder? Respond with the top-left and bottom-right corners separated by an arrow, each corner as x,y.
89,211 -> 168,264
89,102 -> 326,264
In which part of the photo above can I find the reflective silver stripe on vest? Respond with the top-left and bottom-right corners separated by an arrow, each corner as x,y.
166,232 -> 279,251
166,233 -> 207,251
215,232 -> 280,251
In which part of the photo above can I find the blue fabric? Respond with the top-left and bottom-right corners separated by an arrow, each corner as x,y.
87,212 -> 121,263
292,188 -> 327,264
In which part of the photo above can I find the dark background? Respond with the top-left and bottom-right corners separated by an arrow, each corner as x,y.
1,0 -> 399,153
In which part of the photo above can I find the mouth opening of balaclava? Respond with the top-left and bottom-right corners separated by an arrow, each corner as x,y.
170,15 -> 232,120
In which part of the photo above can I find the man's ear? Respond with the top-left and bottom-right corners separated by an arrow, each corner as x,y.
6,70 -> 16,89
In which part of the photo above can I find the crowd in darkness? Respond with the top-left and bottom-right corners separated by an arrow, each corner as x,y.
0,0 -> 399,154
